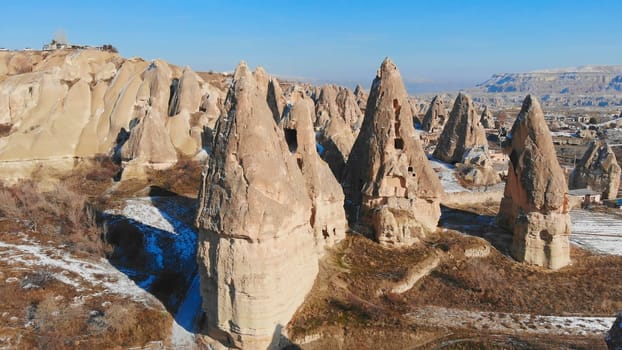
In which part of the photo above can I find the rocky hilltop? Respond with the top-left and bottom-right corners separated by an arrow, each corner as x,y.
0,49 -> 225,181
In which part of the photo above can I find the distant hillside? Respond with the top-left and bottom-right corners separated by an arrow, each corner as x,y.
476,65 -> 622,94
466,65 -> 622,110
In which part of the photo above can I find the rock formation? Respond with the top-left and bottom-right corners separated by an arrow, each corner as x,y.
421,95 -> 447,132
315,85 -> 364,177
0,49 -> 226,181
433,93 -> 488,163
354,83 -> 368,113
480,105 -> 495,128
569,140 -> 621,200
497,95 -> 571,270
606,312 -> 622,350
344,58 -> 444,246
195,63 -> 337,349
279,88 -> 347,249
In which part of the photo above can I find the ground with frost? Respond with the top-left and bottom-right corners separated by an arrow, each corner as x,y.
571,209 -> 622,255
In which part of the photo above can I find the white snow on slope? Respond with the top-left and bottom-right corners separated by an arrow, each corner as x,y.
0,238 -> 156,304
408,306 -> 614,337
571,209 -> 622,255
428,158 -> 466,193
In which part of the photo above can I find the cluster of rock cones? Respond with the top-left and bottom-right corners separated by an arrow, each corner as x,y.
193,58 -> 575,348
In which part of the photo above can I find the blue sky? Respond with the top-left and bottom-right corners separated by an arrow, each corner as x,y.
2,1 -> 621,92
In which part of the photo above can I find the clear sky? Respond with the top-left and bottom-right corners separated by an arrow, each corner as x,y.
2,1 -> 621,92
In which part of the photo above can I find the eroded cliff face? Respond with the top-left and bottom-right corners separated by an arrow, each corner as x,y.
497,95 -> 571,270
195,63 -> 344,349
344,58 -> 443,246
0,49 -> 225,181
421,95 -> 447,132
569,140 -> 621,200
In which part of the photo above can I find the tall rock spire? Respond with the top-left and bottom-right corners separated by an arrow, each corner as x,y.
344,57 -> 443,246
497,95 -> 571,269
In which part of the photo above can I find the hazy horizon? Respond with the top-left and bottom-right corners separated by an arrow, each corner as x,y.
2,1 -> 621,93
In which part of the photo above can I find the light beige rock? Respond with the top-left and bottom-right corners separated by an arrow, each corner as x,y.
344,58 -> 444,246
195,62 -> 320,350
279,88 -> 347,250
421,95 -> 447,132
433,93 -> 488,163
497,95 -> 571,270
569,140 -> 621,200
0,49 -> 223,179
315,85 -> 363,177
120,106 -> 177,165
480,105 -> 495,129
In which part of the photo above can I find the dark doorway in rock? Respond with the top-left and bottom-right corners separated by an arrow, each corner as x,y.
394,138 -> 404,150
284,128 -> 298,153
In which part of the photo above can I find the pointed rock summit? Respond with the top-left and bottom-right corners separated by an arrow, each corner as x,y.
497,95 -> 571,269
433,93 -> 488,163
195,62 -> 321,349
480,105 -> 495,129
344,58 -> 444,246
569,140 -> 621,200
421,95 -> 447,132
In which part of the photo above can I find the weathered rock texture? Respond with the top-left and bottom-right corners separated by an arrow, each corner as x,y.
0,49 -> 226,180
480,105 -> 495,129
421,95 -> 447,132
279,88 -> 347,249
497,95 -> 571,270
344,58 -> 443,246
354,83 -> 368,113
433,93 -> 488,163
195,63 -> 341,349
315,85 -> 364,177
569,140 -> 621,200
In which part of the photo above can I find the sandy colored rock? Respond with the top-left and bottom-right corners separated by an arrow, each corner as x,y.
569,140 -> 621,200
480,105 -> 495,129
195,63 -> 321,350
421,95 -> 447,132
497,95 -> 571,270
344,58 -> 444,246
279,88 -> 347,250
0,49 -> 224,179
314,84 -> 364,177
433,93 -> 488,163
120,106 -> 177,165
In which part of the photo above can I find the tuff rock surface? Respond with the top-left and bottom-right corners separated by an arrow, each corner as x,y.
433,93 -> 488,163
569,140 -> 621,200
195,63 -> 340,349
421,95 -> 447,132
480,105 -> 495,129
497,95 -> 571,270
344,58 -> 443,246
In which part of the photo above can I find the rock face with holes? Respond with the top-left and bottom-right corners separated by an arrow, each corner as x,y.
433,93 -> 488,163
195,63 -> 332,350
480,105 -> 495,129
344,58 -> 443,246
315,84 -> 364,177
279,87 -> 347,250
421,95 -> 447,132
569,140 -> 621,200
497,95 -> 571,270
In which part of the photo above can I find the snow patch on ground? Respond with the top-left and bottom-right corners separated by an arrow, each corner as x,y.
408,306 -> 614,337
428,157 -> 466,193
0,238 -> 156,304
571,209 -> 622,255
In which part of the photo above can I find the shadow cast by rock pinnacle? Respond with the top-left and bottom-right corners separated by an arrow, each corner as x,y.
101,189 -> 201,333
438,204 -> 514,257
